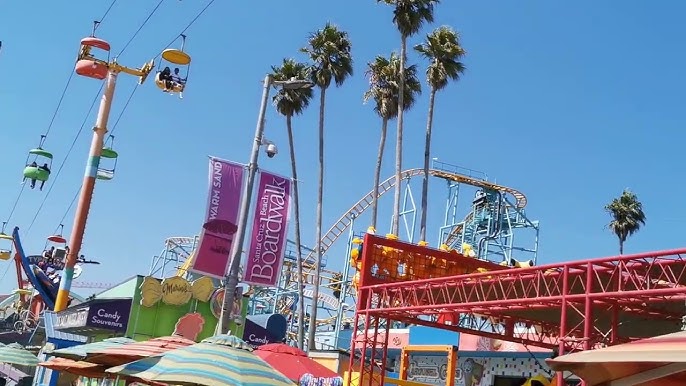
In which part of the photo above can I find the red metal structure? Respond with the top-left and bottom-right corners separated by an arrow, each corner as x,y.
347,233 -> 686,386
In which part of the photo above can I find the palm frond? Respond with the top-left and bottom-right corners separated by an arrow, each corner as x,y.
414,25 -> 466,91
378,0 -> 440,38
301,22 -> 354,89
363,52 -> 422,120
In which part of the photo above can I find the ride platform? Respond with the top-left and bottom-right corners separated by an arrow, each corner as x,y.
348,234 -> 686,386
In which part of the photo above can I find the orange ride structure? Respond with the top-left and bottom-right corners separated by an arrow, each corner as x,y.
347,233 -> 686,385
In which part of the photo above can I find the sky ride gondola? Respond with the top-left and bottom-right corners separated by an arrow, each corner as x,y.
97,135 -> 118,181
0,222 -> 13,261
44,224 -> 67,263
75,36 -> 111,80
23,136 -> 53,191
154,34 -> 191,98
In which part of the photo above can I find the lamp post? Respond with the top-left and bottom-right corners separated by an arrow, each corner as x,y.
218,74 -> 313,335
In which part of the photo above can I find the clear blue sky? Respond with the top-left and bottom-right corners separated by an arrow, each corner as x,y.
0,1 -> 684,296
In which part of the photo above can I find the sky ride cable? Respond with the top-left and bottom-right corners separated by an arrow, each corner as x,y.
96,0 -> 119,29
33,82 -> 139,238
116,0 -> 167,57
154,0 -> 216,61
1,70 -> 75,226
23,0 -> 178,236
1,0 -> 120,231
24,84 -> 105,237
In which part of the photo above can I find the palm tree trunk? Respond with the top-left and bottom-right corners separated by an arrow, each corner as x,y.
392,36 -> 407,237
285,115 -> 306,350
371,117 -> 389,229
308,87 -> 327,351
419,88 -> 436,242
619,239 -> 624,255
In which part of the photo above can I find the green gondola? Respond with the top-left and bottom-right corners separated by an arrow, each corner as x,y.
23,148 -> 53,182
97,147 -> 118,181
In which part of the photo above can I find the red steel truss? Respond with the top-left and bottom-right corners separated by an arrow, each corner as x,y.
347,234 -> 686,386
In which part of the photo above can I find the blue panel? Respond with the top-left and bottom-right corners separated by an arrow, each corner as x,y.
44,311 -> 87,343
409,326 -> 460,346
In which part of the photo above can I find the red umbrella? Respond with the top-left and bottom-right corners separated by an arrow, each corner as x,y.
87,335 -> 195,366
255,343 -> 340,381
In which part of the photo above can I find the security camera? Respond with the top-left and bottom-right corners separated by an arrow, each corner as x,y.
265,143 -> 278,158
262,139 -> 279,158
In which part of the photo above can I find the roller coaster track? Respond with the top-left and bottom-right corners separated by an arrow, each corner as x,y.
302,168 -> 527,272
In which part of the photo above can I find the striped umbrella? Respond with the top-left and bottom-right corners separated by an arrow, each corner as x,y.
39,357 -> 105,378
106,334 -> 295,386
0,343 -> 39,366
51,337 -> 135,360
88,335 -> 195,366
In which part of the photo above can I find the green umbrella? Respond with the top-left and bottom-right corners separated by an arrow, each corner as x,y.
51,337 -> 135,361
0,343 -> 39,367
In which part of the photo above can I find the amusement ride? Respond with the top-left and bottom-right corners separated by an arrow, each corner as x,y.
0,0 -> 204,342
1,3 -> 684,386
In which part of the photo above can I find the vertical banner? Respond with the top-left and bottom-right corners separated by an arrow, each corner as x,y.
244,170 -> 292,286
190,157 -> 245,278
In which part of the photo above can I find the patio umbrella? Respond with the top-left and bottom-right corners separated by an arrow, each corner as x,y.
88,335 -> 195,366
39,357 -> 105,378
106,334 -> 295,386
51,337 -> 135,361
548,330 -> 686,386
255,343 -> 340,381
0,343 -> 39,366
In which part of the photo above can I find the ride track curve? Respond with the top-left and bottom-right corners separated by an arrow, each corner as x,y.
300,167 -> 528,274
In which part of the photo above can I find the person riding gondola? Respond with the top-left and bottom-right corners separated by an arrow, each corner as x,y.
25,161 -> 37,189
38,163 -> 50,190
159,66 -> 173,91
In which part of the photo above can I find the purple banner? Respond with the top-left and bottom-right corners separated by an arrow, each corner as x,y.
244,170 -> 291,286
191,158 -> 245,278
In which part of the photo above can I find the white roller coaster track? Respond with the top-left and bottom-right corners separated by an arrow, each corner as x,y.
301,168 -> 528,276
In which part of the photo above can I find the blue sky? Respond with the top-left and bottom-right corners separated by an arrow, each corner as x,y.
0,0 -> 684,296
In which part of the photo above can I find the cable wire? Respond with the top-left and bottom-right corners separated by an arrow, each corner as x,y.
155,0 -> 216,60
4,184 -> 26,226
55,187 -> 81,235
38,82 -> 139,236
27,0 -> 214,234
25,84 -> 104,235
96,0 -> 119,27
43,72 -> 75,141
117,0 -> 167,57
1,0 -> 121,228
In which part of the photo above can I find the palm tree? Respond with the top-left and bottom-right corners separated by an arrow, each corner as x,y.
605,189 -> 646,254
301,22 -> 353,351
364,53 -> 422,229
414,26 -> 465,243
271,58 -> 313,350
378,0 -> 439,236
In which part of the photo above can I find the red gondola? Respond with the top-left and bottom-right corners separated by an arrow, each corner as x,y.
75,37 -> 111,80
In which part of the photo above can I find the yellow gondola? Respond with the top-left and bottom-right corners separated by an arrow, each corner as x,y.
154,35 -> 191,98
0,222 -> 13,261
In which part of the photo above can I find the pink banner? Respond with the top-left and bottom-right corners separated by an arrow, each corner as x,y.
244,170 -> 292,286
190,158 -> 245,278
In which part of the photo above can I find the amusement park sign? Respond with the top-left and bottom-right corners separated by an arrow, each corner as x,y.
191,157 -> 245,278
244,170 -> 292,287
54,298 -> 132,334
